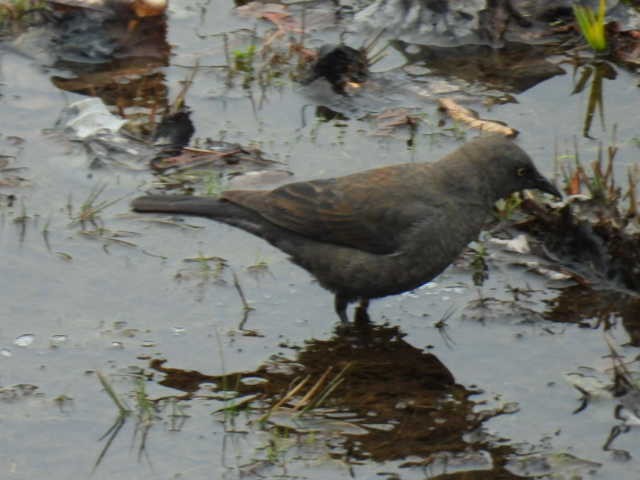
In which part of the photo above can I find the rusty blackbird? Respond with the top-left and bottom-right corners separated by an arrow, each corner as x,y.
132,135 -> 560,323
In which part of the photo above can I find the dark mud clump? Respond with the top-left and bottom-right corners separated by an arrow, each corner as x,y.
302,44 -> 369,94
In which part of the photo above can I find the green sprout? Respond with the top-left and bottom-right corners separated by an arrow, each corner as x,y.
233,45 -> 256,72
470,242 -> 489,287
231,44 -> 257,89
573,0 -> 608,53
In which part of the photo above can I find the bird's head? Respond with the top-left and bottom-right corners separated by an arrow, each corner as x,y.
465,135 -> 561,201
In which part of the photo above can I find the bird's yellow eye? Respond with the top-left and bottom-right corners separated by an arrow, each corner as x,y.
516,167 -> 527,177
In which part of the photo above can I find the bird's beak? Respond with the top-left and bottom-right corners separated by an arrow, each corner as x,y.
532,172 -> 562,199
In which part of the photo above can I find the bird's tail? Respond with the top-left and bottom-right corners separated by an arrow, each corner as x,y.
131,194 -> 272,237
132,195 -> 232,218
132,194 -> 310,255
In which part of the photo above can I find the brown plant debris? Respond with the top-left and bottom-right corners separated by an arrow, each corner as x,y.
438,98 -> 518,137
372,108 -> 420,136
150,142 -> 279,173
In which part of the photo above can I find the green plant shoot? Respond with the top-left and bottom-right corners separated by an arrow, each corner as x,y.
573,0 -> 608,52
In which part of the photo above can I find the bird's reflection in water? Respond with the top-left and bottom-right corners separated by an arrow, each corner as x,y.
151,322 -> 521,476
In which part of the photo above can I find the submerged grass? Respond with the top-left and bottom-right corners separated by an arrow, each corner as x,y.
180,253 -> 228,282
97,371 -> 131,415
601,337 -> 639,459
94,371 -> 132,472
258,362 -> 352,424
571,61 -> 615,138
94,371 -> 169,471
69,184 -> 126,230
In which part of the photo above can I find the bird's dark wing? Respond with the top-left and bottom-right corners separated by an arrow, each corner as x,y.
222,165 -> 438,254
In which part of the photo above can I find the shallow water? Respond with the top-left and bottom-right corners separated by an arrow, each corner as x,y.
1,1 -> 640,479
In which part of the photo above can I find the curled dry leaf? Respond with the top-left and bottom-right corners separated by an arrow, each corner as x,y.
438,98 -> 518,138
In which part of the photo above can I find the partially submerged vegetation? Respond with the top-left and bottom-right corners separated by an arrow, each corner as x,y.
218,27 -> 379,95
570,60 -> 615,138
573,0 -> 608,53
515,135 -> 640,295
94,370 -> 189,471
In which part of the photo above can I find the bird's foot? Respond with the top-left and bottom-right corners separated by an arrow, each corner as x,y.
354,298 -> 371,326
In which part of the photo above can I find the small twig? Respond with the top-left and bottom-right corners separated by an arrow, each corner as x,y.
368,43 -> 390,66
232,270 -> 254,331
363,28 -> 386,53
258,375 -> 311,423
170,61 -> 200,115
232,270 -> 252,312
183,146 -> 242,155
292,366 -> 333,411
299,362 -> 352,415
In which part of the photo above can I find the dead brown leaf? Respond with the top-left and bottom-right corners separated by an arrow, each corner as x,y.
568,169 -> 582,195
438,98 -> 518,137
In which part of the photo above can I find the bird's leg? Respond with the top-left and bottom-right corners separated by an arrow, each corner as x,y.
354,298 -> 371,324
334,294 -> 350,324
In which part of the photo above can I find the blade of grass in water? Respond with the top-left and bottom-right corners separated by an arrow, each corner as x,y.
573,0 -> 608,52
